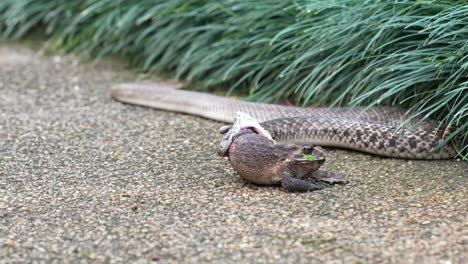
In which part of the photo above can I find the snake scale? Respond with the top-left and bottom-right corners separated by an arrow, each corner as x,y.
111,82 -> 456,159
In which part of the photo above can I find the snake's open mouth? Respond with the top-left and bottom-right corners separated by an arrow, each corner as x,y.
240,126 -> 268,137
217,112 -> 274,157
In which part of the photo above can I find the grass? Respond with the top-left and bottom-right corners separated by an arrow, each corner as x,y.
0,0 -> 466,158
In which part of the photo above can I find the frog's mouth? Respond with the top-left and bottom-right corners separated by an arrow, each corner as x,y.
295,146 -> 326,163
295,157 -> 326,163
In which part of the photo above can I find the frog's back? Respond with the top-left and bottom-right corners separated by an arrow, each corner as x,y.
228,133 -> 290,185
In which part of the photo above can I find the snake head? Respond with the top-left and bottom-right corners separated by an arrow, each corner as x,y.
217,112 -> 273,157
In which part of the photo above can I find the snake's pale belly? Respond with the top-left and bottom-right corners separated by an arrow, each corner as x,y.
111,82 -> 456,159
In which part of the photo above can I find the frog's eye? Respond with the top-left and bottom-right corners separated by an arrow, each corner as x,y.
303,146 -> 313,154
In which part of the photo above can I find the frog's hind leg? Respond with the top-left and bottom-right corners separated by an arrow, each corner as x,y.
312,169 -> 349,185
281,173 -> 323,192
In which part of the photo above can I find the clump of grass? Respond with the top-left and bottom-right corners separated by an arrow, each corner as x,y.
0,0 -> 466,157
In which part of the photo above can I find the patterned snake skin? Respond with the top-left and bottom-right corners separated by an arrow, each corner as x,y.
111,82 -> 456,159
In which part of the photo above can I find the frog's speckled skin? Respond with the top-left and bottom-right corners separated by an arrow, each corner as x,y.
227,130 -> 348,192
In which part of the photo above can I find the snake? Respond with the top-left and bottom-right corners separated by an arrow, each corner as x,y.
110,81 -> 456,159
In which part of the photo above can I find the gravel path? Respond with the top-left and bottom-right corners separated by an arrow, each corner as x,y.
0,42 -> 466,264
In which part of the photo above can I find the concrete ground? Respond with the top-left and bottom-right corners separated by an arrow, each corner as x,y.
0,42 -> 466,264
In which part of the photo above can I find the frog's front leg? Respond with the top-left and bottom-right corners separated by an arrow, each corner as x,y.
312,169 -> 349,185
281,171 -> 323,192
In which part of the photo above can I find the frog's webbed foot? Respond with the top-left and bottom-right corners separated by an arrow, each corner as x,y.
281,173 -> 323,192
312,169 -> 349,185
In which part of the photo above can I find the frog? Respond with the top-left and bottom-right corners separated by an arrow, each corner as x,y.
218,116 -> 349,192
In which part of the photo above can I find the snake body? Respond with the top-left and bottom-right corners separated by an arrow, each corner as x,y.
111,82 -> 456,159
